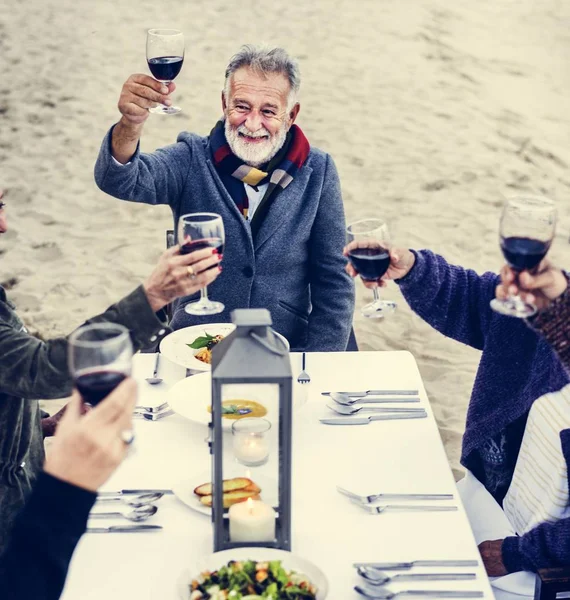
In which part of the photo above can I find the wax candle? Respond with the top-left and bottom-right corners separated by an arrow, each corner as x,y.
229,498 -> 276,543
233,434 -> 270,466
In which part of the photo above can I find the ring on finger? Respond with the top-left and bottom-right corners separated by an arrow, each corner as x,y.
187,265 -> 197,280
120,429 -> 135,445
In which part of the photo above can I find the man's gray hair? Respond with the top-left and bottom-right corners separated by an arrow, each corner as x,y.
224,45 -> 300,109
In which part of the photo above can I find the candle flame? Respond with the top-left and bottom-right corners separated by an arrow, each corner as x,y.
246,497 -> 254,514
245,469 -> 252,479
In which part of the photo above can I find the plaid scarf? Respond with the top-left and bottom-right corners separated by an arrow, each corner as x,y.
210,119 -> 310,236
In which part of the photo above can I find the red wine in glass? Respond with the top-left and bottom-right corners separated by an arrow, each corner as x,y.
178,213 -> 225,315
346,218 -> 396,319
147,56 -> 184,81
490,195 -> 556,318
347,247 -> 391,281
75,369 -> 127,407
500,237 -> 551,272
146,29 -> 184,115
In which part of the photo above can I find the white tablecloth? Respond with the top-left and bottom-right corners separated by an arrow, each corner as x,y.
60,351 -> 494,600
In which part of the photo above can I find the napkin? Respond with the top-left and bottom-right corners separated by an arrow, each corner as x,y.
457,470 -> 535,600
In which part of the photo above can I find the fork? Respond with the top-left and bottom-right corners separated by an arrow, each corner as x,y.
338,486 -> 454,502
134,401 -> 169,414
355,586 -> 483,599
297,352 -> 310,384
133,409 -> 174,421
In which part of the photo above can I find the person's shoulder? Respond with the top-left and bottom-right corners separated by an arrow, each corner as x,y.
175,131 -> 209,152
305,146 -> 336,176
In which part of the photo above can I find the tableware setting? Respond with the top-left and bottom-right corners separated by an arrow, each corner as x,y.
89,505 -> 158,522
96,492 -> 165,507
176,547 -> 329,599
338,487 -> 454,503
86,524 -> 163,534
357,567 -> 477,586
160,323 -> 289,371
320,413 -> 427,426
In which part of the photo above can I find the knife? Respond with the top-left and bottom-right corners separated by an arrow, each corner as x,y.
320,412 -> 427,425
322,390 -> 419,397
353,560 -> 479,570
98,489 -> 174,496
86,525 -> 163,533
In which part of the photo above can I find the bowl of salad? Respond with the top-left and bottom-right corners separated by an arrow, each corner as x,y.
177,547 -> 328,599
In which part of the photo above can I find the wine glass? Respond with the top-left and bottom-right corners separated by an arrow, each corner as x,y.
346,218 -> 396,319
490,195 -> 557,318
178,212 -> 225,315
146,29 -> 184,115
68,323 -> 133,406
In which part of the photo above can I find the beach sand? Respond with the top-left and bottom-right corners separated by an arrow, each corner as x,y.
1,0 -> 569,477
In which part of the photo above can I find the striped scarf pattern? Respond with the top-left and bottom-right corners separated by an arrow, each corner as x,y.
210,120 -> 310,230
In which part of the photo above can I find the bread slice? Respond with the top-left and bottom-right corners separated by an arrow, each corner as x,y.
199,490 -> 261,508
194,477 -> 260,497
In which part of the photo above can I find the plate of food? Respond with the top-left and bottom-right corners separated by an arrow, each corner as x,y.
177,547 -> 328,599
168,373 -> 277,430
173,471 -> 278,517
160,323 -> 289,372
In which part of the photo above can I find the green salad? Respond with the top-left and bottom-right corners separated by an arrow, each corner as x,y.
189,559 -> 318,599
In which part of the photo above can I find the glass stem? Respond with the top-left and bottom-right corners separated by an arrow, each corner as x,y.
372,287 -> 381,303
200,287 -> 209,303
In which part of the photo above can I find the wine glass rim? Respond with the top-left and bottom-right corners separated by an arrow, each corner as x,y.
69,323 -> 131,348
231,417 -> 272,434
147,28 -> 183,36
504,194 -> 556,208
346,218 -> 388,235
179,212 -> 223,223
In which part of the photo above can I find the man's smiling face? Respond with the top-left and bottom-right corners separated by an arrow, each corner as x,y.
223,67 -> 299,167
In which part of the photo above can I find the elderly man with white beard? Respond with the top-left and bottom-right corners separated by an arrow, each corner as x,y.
94,44 -> 355,351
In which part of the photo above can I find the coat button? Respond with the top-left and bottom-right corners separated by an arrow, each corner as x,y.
242,266 -> 254,278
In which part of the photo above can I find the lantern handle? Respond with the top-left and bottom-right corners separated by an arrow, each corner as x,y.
249,331 -> 288,357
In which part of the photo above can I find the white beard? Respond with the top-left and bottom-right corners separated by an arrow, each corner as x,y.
224,119 -> 289,168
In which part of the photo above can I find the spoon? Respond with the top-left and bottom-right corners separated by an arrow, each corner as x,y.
327,403 -> 425,416
357,567 -> 477,586
145,353 -> 162,385
330,392 -> 420,406
89,504 -> 158,522
97,492 -> 164,507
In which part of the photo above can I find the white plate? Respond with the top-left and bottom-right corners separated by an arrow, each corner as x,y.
160,323 -> 289,372
168,372 -> 278,430
173,469 -> 278,517
176,547 -> 328,599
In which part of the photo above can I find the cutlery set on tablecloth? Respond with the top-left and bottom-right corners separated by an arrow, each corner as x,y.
87,489 -> 172,533
320,389 -> 426,425
352,561 -> 483,599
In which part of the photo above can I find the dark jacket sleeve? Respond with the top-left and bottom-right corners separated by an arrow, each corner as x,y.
0,472 -> 96,600
306,154 -> 355,351
396,250 -> 499,351
528,287 -> 570,371
502,428 -> 570,572
94,125 -> 191,208
0,285 -> 169,400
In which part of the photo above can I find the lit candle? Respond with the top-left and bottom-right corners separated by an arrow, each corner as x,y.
229,498 -> 276,543
233,433 -> 270,466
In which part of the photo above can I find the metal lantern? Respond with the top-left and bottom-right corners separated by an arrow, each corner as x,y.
210,309 -> 292,551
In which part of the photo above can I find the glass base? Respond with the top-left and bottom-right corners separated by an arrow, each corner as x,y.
362,300 -> 397,319
490,297 -> 536,318
184,299 -> 224,316
149,105 -> 181,115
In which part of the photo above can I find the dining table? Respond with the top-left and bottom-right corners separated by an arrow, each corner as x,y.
59,350 -> 494,600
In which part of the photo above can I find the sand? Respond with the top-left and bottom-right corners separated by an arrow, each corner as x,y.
1,0 -> 569,477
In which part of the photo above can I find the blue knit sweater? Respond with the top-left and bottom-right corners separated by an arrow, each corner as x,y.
397,250 -> 570,572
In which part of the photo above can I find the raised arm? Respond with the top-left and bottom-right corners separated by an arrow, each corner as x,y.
306,155 -> 355,351
94,74 -> 190,207
495,261 -> 570,370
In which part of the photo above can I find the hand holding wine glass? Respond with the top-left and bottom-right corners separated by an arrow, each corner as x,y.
146,29 -> 184,115
490,195 -> 557,318
344,219 -> 398,319
178,213 -> 225,316
496,259 -> 568,312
